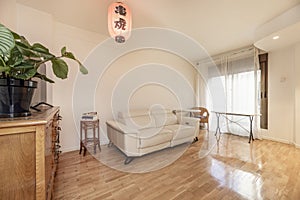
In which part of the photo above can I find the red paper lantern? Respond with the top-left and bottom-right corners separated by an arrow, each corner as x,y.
108,2 -> 132,43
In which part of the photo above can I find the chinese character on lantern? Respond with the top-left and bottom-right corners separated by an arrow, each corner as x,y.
108,2 -> 132,43
114,18 -> 126,30
115,5 -> 127,16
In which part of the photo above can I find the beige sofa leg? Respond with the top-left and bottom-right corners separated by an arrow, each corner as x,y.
124,157 -> 134,165
193,137 -> 199,143
108,141 -> 114,147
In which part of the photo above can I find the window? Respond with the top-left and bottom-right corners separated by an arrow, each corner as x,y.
202,47 -> 261,137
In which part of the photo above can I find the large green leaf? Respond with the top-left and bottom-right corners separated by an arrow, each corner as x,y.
13,64 -> 35,70
61,48 -> 88,74
7,46 -> 23,66
0,56 -> 6,67
32,43 -> 50,54
34,72 -> 55,83
13,67 -> 37,80
0,23 -> 15,57
51,58 -> 68,79
15,41 -> 34,57
12,31 -> 31,47
15,41 -> 53,60
0,66 -> 10,73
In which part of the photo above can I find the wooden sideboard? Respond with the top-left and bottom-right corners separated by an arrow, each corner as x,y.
0,107 -> 61,200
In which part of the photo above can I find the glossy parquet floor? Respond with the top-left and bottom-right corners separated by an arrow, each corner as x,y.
54,131 -> 300,200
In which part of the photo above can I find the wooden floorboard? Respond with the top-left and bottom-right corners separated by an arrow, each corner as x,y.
54,131 -> 300,200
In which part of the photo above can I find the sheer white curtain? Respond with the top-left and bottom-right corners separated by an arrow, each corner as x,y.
204,46 -> 261,138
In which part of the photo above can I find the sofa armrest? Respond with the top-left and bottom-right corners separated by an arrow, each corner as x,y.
106,120 -> 139,135
179,117 -> 199,127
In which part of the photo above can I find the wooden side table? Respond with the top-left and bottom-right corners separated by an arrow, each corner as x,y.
79,119 -> 101,156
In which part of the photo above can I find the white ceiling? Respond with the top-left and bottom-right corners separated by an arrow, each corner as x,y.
254,4 -> 300,51
255,21 -> 300,51
17,0 -> 300,56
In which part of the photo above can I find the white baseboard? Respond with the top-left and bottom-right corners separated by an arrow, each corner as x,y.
260,128 -> 290,144
60,139 -> 110,153
293,142 -> 300,148
261,135 -> 300,148
61,146 -> 79,153
260,128 -> 300,147
259,128 -> 268,135
261,135 -> 290,144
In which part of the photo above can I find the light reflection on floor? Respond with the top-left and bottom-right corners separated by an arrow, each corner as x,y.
210,158 -> 263,199
199,131 -> 264,199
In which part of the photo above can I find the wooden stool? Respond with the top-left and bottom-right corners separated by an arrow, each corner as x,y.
79,119 -> 101,156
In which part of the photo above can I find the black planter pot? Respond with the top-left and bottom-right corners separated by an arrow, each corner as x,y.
0,78 -> 37,118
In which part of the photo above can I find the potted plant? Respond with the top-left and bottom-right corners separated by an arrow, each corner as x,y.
0,23 -> 88,118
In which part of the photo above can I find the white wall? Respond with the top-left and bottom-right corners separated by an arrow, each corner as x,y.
14,5 -> 105,152
1,3 -> 198,152
0,3 -> 103,152
4,2 -> 300,151
266,43 -> 300,146
95,49 -> 197,143
0,0 -> 16,30
51,22 -> 105,152
59,47 -> 196,150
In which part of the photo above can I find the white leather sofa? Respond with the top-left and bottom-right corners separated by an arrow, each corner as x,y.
106,109 -> 199,164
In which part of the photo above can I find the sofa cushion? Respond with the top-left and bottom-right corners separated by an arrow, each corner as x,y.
152,111 -> 178,127
130,115 -> 156,129
138,128 -> 173,148
164,124 -> 195,140
118,109 -> 149,118
118,110 -> 156,130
